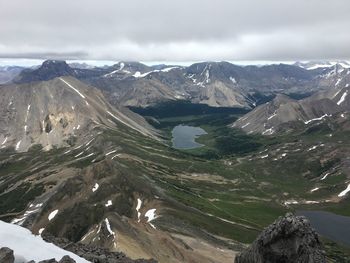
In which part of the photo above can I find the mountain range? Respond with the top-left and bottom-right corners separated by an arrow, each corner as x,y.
8,60 -> 349,110
1,59 -> 350,262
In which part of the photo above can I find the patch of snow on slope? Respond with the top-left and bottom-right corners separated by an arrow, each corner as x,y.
136,198 -> 142,222
337,91 -> 348,105
74,151 -> 84,158
38,228 -> 45,235
161,66 -> 179,72
111,154 -> 120,160
104,218 -> 115,238
106,149 -> 117,156
308,145 -> 318,151
0,220 -> 88,262
59,78 -> 86,99
105,200 -> 112,207
230,77 -> 237,84
262,127 -> 274,135
1,137 -> 7,145
205,69 -> 210,83
145,209 -> 157,229
11,204 -> 42,226
335,78 -> 342,86
241,122 -> 250,129
284,200 -> 298,205
321,173 -> 330,180
15,140 -> 21,151
338,183 -> 350,197
304,114 -> 330,124
311,187 -> 319,192
48,209 -> 59,221
267,111 -> 277,120
92,183 -> 99,192
260,154 -> 269,159
133,67 -> 179,78
24,105 -> 31,123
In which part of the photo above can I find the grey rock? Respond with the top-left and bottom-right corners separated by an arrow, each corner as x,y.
59,255 -> 76,263
0,247 -> 14,263
235,213 -> 326,263
38,259 -> 58,263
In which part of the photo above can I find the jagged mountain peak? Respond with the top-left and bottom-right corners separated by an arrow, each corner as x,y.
13,60 -> 75,84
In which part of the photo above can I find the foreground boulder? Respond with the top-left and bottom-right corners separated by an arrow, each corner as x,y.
0,247 -> 14,263
235,213 -> 326,263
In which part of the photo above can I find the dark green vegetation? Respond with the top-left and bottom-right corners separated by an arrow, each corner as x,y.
129,100 -> 249,119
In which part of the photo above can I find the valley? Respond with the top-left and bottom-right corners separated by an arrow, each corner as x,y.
1,61 -> 350,262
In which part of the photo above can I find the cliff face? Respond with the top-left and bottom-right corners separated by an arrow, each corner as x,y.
235,213 -> 326,263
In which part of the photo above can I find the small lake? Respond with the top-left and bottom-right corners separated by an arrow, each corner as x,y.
171,125 -> 207,149
297,210 -> 350,246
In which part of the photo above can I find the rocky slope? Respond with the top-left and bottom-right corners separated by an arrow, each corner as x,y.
233,67 -> 350,135
11,60 -> 344,109
0,76 -> 156,152
89,61 -> 321,108
235,213 -> 326,263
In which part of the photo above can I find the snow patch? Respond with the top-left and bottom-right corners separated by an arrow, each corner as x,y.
145,209 -> 157,229
136,198 -> 142,222
337,91 -> 348,105
262,127 -> 274,135
59,78 -> 86,99
229,77 -> 236,84
0,220 -> 88,262
38,228 -> 45,235
1,137 -> 7,145
74,151 -> 84,158
105,200 -> 112,207
106,149 -> 117,156
284,200 -> 298,205
92,183 -> 99,192
304,114 -> 330,124
321,173 -> 329,180
335,78 -> 342,86
241,122 -> 250,129
104,218 -> 115,238
338,183 -> 350,197
15,140 -> 21,151
307,145 -> 318,151
48,210 -> 59,221
267,111 -> 277,120
310,187 -> 319,192
11,204 -> 42,226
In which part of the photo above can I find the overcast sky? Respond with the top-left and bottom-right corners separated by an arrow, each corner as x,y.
1,0 -> 350,64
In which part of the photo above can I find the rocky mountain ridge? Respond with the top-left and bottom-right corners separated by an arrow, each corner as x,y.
0,76 -> 156,152
233,67 -> 350,135
10,60 -> 348,109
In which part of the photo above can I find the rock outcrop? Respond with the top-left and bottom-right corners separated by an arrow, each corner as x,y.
42,233 -> 157,263
235,213 -> 326,263
0,247 -> 14,263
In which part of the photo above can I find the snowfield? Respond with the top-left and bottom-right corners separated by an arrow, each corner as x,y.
0,220 -> 89,262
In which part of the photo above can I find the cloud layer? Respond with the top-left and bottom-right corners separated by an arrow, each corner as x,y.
1,0 -> 350,62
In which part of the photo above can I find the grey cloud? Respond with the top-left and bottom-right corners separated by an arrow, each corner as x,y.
0,0 -> 349,62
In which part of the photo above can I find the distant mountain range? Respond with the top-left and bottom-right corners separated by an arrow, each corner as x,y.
6,60 -> 350,109
233,65 -> 350,135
